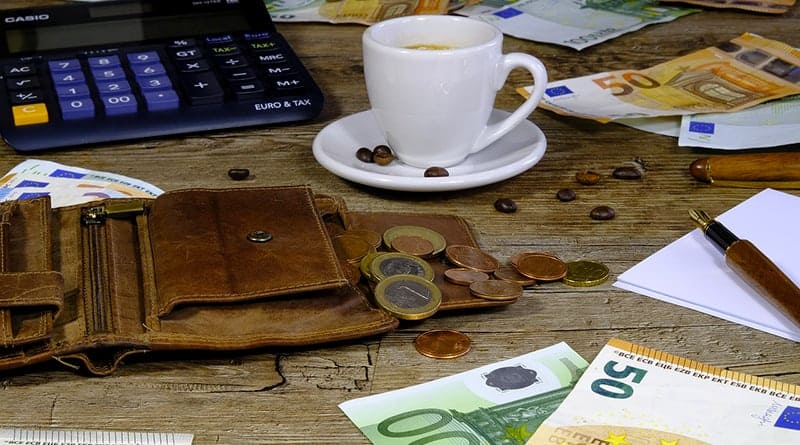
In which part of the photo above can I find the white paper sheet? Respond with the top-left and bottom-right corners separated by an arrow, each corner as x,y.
614,188 -> 800,342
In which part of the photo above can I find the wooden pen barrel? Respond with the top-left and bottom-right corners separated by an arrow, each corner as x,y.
725,239 -> 800,327
690,152 -> 800,183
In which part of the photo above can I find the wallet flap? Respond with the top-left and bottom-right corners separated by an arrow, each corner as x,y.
149,186 -> 349,317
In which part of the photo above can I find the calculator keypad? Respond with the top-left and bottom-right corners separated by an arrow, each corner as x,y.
0,30 -> 323,151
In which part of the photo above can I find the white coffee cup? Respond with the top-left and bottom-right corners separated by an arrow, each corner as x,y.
362,15 -> 548,168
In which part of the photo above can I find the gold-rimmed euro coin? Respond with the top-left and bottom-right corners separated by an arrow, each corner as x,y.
414,330 -> 471,359
360,250 -> 382,282
469,279 -> 523,301
374,274 -> 442,321
370,252 -> 435,283
383,225 -> 446,257
563,260 -> 610,287
342,228 -> 383,249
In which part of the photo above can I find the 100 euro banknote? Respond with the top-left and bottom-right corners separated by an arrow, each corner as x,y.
521,33 -> 800,122
458,0 -> 698,51
340,342 -> 588,445
526,338 -> 800,445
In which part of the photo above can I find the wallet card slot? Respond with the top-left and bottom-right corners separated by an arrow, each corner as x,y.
79,204 -> 147,337
0,198 -> 61,347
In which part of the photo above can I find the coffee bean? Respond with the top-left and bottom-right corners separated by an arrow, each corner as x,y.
590,205 -> 615,220
372,145 -> 394,165
575,170 -> 601,185
612,166 -> 642,180
556,188 -> 576,202
424,167 -> 449,177
227,168 -> 250,181
356,147 -> 374,163
494,198 -> 517,213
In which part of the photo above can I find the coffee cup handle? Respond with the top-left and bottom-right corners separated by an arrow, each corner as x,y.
470,53 -> 548,154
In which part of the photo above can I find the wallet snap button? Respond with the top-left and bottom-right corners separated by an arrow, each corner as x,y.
247,230 -> 273,243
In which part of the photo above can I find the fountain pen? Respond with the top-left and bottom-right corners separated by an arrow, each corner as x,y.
689,209 -> 800,326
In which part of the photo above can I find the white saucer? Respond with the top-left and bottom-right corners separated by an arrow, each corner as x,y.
312,109 -> 547,192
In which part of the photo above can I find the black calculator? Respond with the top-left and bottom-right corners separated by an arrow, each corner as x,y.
0,0 -> 324,152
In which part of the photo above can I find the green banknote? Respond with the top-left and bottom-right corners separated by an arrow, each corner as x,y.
526,338 -> 800,445
339,342 -> 588,445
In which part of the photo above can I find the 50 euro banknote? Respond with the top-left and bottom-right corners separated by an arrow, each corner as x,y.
526,338 -> 800,445
520,33 -> 800,122
264,0 -> 470,24
340,342 -> 588,445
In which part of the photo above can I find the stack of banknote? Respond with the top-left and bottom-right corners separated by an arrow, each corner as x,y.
340,339 -> 800,444
519,33 -> 800,149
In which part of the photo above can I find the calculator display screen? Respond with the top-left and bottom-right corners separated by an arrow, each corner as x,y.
4,10 -> 251,55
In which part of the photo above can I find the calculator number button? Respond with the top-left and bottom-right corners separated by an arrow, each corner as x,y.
96,80 -> 132,95
60,98 -> 95,120
127,51 -> 160,65
52,71 -> 86,85
12,103 -> 49,126
56,84 -> 92,98
101,94 -> 138,116
48,59 -> 81,73
131,63 -> 167,78
138,76 -> 173,92
92,67 -> 126,81
88,55 -> 121,69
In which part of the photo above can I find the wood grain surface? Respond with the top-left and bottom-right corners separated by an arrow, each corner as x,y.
1,1 -> 798,444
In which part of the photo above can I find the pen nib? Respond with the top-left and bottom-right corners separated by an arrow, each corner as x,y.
688,209 -> 712,230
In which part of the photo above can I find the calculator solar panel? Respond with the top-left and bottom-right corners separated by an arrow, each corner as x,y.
0,0 -> 324,151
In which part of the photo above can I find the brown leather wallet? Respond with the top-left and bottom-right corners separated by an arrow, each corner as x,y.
0,186 -> 513,375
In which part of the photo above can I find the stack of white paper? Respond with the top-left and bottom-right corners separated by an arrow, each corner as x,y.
615,188 -> 800,342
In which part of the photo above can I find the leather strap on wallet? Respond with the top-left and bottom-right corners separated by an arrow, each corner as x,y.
0,186 -> 513,375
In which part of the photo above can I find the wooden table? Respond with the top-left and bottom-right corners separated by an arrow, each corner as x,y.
1,1 -> 798,443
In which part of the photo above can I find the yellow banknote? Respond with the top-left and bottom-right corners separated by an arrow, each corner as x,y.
660,0 -> 795,14
526,338 -> 800,445
522,33 -> 800,122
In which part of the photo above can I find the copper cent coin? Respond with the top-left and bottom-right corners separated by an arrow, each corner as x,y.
444,268 -> 490,286
332,234 -> 373,264
343,228 -> 383,249
391,235 -> 435,257
514,252 -> 567,281
414,330 -> 471,359
469,279 -> 523,301
445,245 -> 499,273
493,266 -> 537,287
